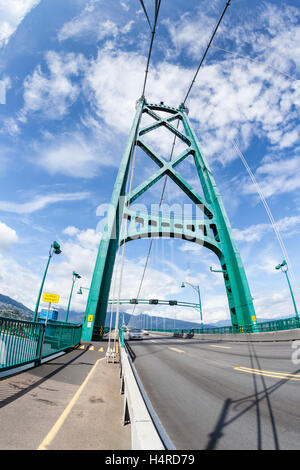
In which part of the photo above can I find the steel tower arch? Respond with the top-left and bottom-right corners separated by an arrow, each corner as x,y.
81,98 -> 256,340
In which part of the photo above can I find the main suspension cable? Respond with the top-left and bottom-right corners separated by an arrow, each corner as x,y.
139,0 -> 153,31
141,0 -> 162,97
132,0 -> 230,312
183,0 -> 231,105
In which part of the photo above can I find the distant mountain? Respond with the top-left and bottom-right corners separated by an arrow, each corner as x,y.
0,293 -> 288,328
0,294 -> 33,321
0,294 -> 85,324
54,307 -> 84,324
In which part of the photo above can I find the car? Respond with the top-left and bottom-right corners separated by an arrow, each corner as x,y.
125,328 -> 143,340
142,329 -> 149,335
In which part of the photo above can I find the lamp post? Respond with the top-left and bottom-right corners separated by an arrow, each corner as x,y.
77,286 -> 89,295
33,241 -> 62,322
275,260 -> 299,320
181,281 -> 203,330
65,272 -> 81,322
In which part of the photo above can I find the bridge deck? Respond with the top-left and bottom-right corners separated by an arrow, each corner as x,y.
127,334 -> 300,450
0,342 -> 130,450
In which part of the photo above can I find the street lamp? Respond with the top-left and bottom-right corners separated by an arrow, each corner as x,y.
181,281 -> 203,329
210,266 -> 226,274
33,241 -> 62,322
77,286 -> 89,295
275,260 -> 298,319
65,271 -> 81,322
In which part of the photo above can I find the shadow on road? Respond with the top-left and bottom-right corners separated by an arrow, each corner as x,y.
205,342 -> 299,450
0,346 -> 91,409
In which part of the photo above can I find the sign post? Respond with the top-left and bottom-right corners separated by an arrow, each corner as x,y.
39,293 -> 60,362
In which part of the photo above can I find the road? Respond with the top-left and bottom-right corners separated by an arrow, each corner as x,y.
126,334 -> 300,450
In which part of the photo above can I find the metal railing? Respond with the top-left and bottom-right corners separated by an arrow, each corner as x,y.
148,316 -> 300,335
0,316 -> 82,372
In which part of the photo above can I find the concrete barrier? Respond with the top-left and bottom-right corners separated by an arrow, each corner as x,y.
151,328 -> 300,342
120,346 -> 167,450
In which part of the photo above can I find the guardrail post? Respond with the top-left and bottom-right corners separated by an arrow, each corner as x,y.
35,323 -> 45,366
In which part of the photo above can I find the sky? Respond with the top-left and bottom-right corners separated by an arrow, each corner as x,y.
0,0 -> 299,326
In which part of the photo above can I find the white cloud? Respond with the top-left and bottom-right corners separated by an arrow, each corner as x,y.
21,51 -> 86,120
0,192 -> 90,214
233,3 -> 300,77
57,0 -> 133,43
34,128 -> 116,178
59,15 -> 119,43
120,1 -> 129,12
0,252 -> 40,309
0,222 -> 18,250
233,215 -> 300,243
86,49 -> 189,133
0,0 -> 40,47
13,2 -> 298,176
63,226 -> 80,237
37,136 -> 100,178
1,117 -> 20,136
242,156 -> 300,199
84,42 -> 298,169
163,7 -> 219,60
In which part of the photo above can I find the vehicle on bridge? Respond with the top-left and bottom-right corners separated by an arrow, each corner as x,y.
125,328 -> 143,340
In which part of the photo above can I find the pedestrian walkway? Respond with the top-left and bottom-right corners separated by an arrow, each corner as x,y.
0,342 -> 131,450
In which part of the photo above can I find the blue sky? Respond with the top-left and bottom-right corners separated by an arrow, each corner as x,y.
0,0 -> 299,325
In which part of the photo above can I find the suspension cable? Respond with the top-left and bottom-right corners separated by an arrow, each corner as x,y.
139,0 -> 153,30
141,0 -> 162,97
233,139 -> 298,290
107,2 -> 163,332
106,104 -> 143,358
132,0 -> 229,312
212,45 -> 299,81
132,120 -> 180,314
183,0 -> 231,105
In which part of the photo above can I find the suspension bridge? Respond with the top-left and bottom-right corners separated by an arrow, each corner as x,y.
1,0 -> 300,451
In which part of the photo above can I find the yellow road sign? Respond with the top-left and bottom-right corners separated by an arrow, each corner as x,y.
88,315 -> 93,322
42,293 -> 60,304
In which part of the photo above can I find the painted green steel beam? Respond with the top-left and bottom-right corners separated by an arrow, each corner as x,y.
179,104 -> 256,330
108,298 -> 200,308
81,98 -> 145,341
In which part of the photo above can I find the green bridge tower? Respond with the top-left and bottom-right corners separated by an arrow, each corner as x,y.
81,98 -> 256,341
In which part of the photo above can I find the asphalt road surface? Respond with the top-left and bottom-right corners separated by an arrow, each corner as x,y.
126,334 -> 300,450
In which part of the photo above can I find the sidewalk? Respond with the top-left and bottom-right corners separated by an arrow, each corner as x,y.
0,341 -> 131,450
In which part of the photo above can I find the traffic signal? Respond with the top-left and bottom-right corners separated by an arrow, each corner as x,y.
52,241 -> 61,255
130,299 -> 138,304
149,299 -> 158,304
169,300 -> 177,306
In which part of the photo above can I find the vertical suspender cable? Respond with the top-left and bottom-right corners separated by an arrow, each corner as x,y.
112,143 -> 140,358
233,140 -> 298,291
